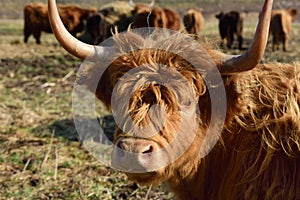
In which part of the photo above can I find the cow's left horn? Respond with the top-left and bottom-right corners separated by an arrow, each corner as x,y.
220,0 -> 273,73
48,0 -> 95,59
149,0 -> 155,7
129,0 -> 135,7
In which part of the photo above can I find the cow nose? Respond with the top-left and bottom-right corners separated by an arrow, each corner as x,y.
116,139 -> 155,154
112,138 -> 168,173
112,138 -> 159,172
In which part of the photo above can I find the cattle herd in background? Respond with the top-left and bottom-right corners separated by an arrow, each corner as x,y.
23,2 -> 96,44
23,1 -> 298,51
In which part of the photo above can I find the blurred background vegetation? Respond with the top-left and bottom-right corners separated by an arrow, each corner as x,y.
1,0 -> 300,19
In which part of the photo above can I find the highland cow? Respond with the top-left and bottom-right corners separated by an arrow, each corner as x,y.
48,0 -> 300,199
270,8 -> 298,51
216,11 -> 244,49
23,2 -> 96,44
162,7 -> 181,31
183,8 -> 204,39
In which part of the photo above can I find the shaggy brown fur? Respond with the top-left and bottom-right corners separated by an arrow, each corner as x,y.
270,9 -> 298,51
24,2 -> 96,44
79,31 -> 300,199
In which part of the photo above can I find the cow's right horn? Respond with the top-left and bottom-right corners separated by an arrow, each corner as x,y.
220,0 -> 273,73
48,0 -> 95,59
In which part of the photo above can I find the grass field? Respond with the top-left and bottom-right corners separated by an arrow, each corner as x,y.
0,1 -> 300,199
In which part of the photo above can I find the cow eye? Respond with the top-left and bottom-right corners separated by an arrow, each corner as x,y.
180,99 -> 194,110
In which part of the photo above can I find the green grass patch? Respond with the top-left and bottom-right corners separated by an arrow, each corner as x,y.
0,20 -> 23,35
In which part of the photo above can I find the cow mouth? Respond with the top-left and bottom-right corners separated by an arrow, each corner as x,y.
111,138 -> 169,173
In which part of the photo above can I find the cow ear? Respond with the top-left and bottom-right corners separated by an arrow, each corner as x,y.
101,7 -> 113,17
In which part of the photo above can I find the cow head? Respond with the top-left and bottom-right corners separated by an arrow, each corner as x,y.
48,0 -> 273,184
287,8 -> 298,22
215,12 -> 224,20
86,13 -> 110,45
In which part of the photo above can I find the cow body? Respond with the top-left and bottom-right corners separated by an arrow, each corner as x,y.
23,2 -> 95,44
270,9 -> 298,51
216,11 -> 244,49
167,61 -> 300,200
183,8 -> 204,39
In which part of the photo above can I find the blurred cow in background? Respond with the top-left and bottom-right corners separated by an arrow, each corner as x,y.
162,7 -> 181,31
183,8 -> 204,39
80,0 -> 181,45
78,1 -> 134,45
23,2 -> 96,44
216,11 -> 244,50
269,8 -> 298,51
130,2 -> 181,31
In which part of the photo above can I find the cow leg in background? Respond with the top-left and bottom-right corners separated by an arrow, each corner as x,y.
282,34 -> 289,51
23,26 -> 31,43
23,5 -> 31,43
237,35 -> 243,50
226,28 -> 234,49
237,26 -> 243,50
272,33 -> 279,51
33,30 -> 41,44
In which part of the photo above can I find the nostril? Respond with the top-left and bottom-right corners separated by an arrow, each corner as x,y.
117,140 -> 124,150
116,140 -> 126,158
142,145 -> 154,154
